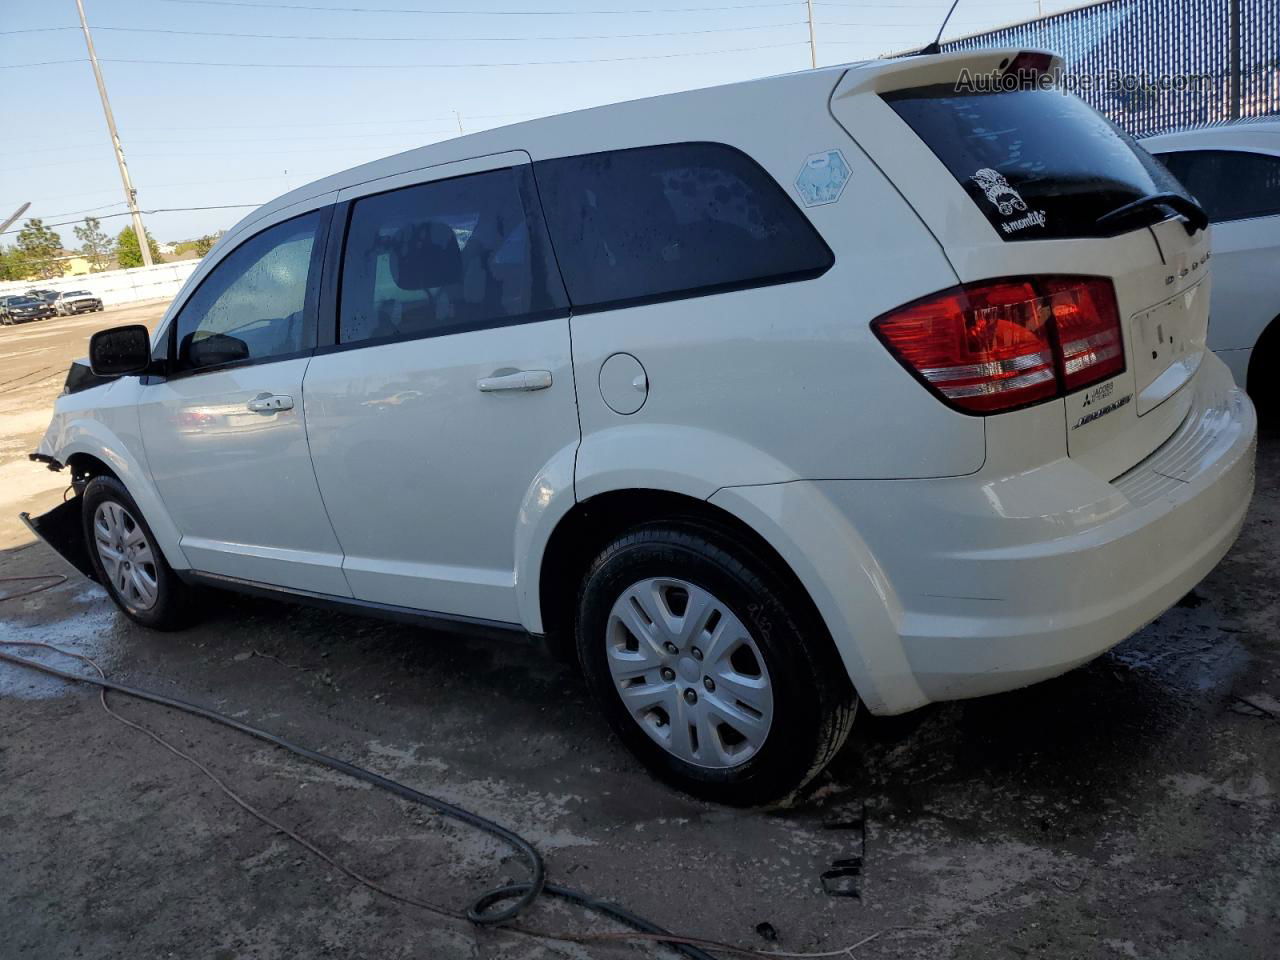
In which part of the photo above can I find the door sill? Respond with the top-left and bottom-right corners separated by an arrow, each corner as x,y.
177,569 -> 531,643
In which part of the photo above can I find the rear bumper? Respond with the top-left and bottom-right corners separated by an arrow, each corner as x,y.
713,352 -> 1256,714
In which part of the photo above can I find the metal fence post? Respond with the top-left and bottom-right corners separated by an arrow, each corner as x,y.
1229,0 -> 1243,119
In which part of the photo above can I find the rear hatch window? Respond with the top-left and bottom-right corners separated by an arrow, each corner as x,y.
883,85 -> 1191,241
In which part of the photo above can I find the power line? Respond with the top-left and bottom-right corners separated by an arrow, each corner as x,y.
0,59 -> 87,69
88,21 -> 808,42
34,202 -> 129,221
4,38 -> 807,71
93,41 -> 807,69
0,205 -> 264,238
158,0 -> 806,13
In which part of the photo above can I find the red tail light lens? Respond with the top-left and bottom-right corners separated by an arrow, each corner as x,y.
872,276 -> 1124,415
1044,278 -> 1125,390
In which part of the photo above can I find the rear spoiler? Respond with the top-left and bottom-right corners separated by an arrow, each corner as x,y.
834,47 -> 1063,99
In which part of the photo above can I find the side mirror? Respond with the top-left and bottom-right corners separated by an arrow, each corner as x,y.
187,332 -> 250,369
88,324 -> 152,377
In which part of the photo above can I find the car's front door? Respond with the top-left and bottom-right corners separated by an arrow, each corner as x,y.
301,153 -> 577,624
138,205 -> 352,596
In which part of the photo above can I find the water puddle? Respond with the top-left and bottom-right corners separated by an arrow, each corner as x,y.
0,583 -> 125,701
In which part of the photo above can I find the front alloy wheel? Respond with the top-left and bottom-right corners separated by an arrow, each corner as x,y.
81,475 -> 192,630
93,501 -> 159,611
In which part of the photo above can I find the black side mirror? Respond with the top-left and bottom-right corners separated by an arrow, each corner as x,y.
89,324 -> 152,377
187,332 -> 250,369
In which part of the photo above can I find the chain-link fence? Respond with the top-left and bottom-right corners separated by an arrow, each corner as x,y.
941,0 -> 1280,136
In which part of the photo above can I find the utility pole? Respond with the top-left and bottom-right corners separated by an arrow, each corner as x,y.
805,0 -> 818,69
74,0 -> 152,267
454,110 -> 465,135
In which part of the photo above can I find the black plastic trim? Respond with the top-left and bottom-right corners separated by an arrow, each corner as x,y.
176,569 -> 530,643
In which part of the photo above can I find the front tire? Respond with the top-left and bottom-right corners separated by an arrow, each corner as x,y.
82,476 -> 192,630
576,523 -> 856,806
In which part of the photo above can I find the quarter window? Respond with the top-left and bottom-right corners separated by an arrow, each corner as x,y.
1155,149 -> 1280,223
174,212 -> 320,371
534,142 -> 833,312
338,165 -> 567,345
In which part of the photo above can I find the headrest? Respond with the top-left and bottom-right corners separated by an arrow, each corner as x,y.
388,220 -> 461,291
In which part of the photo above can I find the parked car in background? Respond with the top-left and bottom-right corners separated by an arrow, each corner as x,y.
25,289 -> 61,308
0,295 -> 55,324
0,295 -> 29,323
1143,118 -> 1280,417
27,49 -> 1256,805
53,290 -> 105,315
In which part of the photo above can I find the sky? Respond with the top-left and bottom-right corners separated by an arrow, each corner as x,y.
1,0 -> 1081,249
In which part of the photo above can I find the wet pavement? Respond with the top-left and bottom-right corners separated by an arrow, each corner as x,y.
1,309 -> 1277,958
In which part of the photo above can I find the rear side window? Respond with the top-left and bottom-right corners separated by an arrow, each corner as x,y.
884,86 -> 1190,241
534,142 -> 832,312
1156,149 -> 1280,223
338,165 -> 567,345
174,211 -> 320,371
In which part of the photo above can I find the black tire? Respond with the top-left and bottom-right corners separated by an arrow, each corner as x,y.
82,475 -> 193,630
575,522 -> 856,807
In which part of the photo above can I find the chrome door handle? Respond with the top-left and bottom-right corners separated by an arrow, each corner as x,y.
475,370 -> 552,393
247,393 -> 294,413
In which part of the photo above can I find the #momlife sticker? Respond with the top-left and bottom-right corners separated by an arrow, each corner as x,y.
970,167 -> 1047,234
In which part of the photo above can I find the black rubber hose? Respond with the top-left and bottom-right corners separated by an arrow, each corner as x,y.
0,649 -> 717,960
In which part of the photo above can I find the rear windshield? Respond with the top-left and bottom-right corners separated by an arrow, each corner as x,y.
884,85 -> 1190,241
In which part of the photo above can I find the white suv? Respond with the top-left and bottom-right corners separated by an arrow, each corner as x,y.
27,50 -> 1256,805
1141,118 -> 1280,417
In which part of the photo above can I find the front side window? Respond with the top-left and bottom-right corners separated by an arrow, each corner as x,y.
174,211 -> 320,371
534,142 -> 833,313
1156,149 -> 1280,223
338,165 -> 567,345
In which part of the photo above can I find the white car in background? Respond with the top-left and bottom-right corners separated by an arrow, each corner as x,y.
25,50 -> 1257,805
54,289 -> 105,316
1143,119 -> 1280,417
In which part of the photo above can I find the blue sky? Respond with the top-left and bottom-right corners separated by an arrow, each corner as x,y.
1,0 -> 1072,248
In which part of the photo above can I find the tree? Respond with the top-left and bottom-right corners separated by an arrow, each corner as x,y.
0,245 -> 30,281
193,234 -> 217,256
15,218 -> 63,280
115,225 -> 162,269
73,216 -> 112,272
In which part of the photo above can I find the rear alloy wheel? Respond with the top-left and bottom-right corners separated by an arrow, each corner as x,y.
577,523 -> 856,806
605,577 -> 773,769
82,475 -> 192,630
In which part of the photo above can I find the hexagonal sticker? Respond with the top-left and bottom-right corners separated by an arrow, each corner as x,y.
794,149 -> 851,207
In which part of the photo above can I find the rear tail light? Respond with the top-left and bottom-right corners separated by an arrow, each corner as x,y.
871,276 -> 1124,415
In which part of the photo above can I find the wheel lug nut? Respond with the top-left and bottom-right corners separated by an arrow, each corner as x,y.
691,647 -> 703,661
663,642 -> 679,655
660,667 -> 675,682
683,689 -> 698,705
703,677 -> 715,692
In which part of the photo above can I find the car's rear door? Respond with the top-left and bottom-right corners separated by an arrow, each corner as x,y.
301,152 -> 577,624
830,51 -> 1212,480
138,203 -> 352,596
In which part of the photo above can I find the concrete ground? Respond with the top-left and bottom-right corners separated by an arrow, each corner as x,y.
1,305 -> 1277,959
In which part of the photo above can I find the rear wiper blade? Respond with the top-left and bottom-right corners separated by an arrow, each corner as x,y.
1096,192 -> 1209,236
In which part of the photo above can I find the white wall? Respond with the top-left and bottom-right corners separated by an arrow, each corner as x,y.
0,260 -> 200,308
